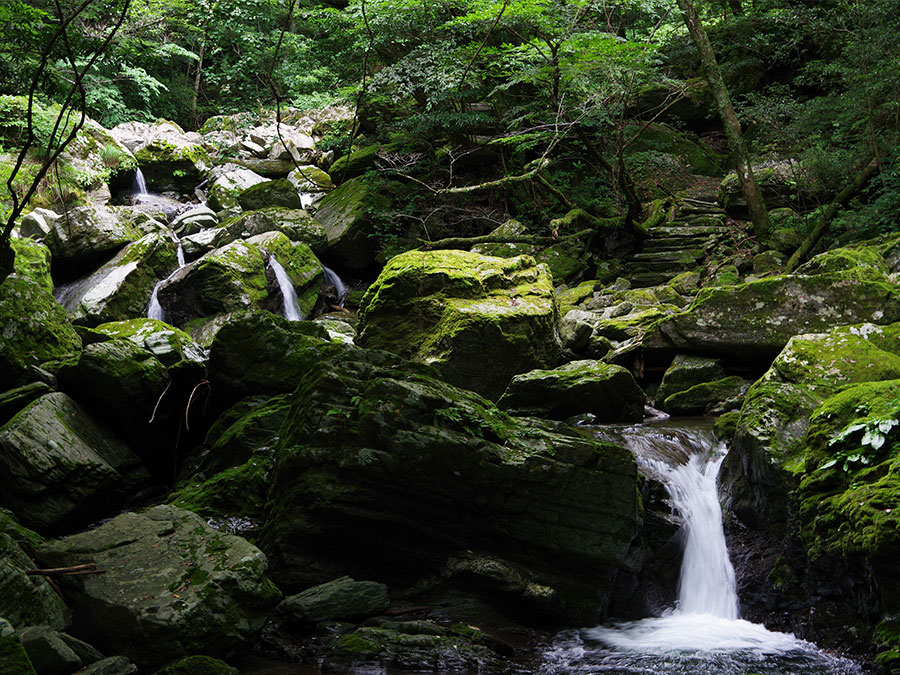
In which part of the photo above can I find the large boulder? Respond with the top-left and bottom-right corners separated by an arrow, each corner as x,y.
0,618 -> 36,675
35,505 -> 281,669
218,207 -> 327,253
0,392 -> 149,534
655,354 -> 726,404
358,250 -> 561,400
646,273 -> 900,359
313,176 -> 391,270
0,276 -> 82,391
206,165 -> 268,212
277,576 -> 390,624
10,237 -> 53,292
58,324 -> 206,479
497,360 -> 645,422
258,337 -> 641,623
112,121 -> 211,193
35,205 -> 153,276
54,231 -> 180,326
0,510 -> 70,630
156,231 -> 323,330
237,178 -> 302,211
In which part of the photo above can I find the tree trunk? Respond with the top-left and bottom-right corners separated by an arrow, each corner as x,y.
674,0 -> 770,239
785,158 -> 880,272
191,40 -> 205,125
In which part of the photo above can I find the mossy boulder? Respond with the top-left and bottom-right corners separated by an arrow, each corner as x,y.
153,655 -> 239,675
11,238 -> 52,292
0,392 -> 149,534
206,166 -> 267,212
55,231 -> 180,326
0,511 -> 70,630
260,339 -> 641,623
206,311 -> 330,406
57,332 -> 201,479
278,576 -> 389,624
219,207 -> 327,253
320,620 -> 507,673
119,120 -> 212,193
661,375 -> 749,415
650,273 -> 900,358
796,246 -> 890,280
0,618 -> 36,675
0,276 -> 82,391
497,360 -> 645,422
91,318 -> 206,368
625,122 -> 726,177
287,164 -> 333,196
762,323 -> 900,389
157,231 -> 322,329
313,176 -> 392,270
237,178 -> 302,211
717,160 -> 812,210
38,204 -> 150,275
358,250 -> 561,400
329,143 -> 393,182
35,505 -> 281,669
169,394 -> 291,529
655,354 -> 726,404
720,381 -> 825,529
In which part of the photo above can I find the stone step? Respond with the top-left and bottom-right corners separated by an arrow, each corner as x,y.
627,249 -> 704,264
643,240 -> 710,253
649,225 -> 730,237
621,260 -> 696,273
627,271 -> 683,288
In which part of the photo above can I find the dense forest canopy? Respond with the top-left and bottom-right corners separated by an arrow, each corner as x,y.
1,0 -> 899,253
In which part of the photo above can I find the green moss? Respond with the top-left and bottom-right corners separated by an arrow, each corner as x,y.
336,631 -> 383,654
11,238 -> 52,292
714,410 -> 741,441
557,280 -> 598,315
237,178 -> 302,211
663,376 -> 748,415
0,620 -> 37,675
153,655 -> 239,675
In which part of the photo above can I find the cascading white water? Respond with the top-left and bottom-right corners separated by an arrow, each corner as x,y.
147,237 -> 186,322
269,255 -> 302,321
538,423 -> 862,674
133,167 -> 148,195
322,265 -> 347,305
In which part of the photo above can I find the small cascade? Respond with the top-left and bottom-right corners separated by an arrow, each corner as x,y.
146,234 -> 187,323
269,255 -> 303,321
539,422 -> 862,675
322,265 -> 347,306
133,167 -> 148,196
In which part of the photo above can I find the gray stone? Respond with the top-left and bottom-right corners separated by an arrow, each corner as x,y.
76,657 -> 137,675
656,354 -> 726,404
35,505 -> 281,669
278,576 -> 390,623
0,618 -> 36,675
0,392 -> 149,533
18,625 -> 82,675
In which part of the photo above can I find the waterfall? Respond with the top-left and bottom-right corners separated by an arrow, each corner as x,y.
133,167 -> 148,196
537,422 -> 862,674
269,255 -> 303,321
322,265 -> 347,306
146,234 -> 186,323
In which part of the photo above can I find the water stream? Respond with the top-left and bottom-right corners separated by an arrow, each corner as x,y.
269,255 -> 303,321
322,264 -> 347,305
539,422 -> 862,675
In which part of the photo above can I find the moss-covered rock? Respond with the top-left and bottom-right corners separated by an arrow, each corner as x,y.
39,204 -> 149,275
206,311 -> 331,406
36,505 -> 281,669
236,178 -> 302,211
662,375 -> 749,415
0,392 -> 149,534
625,123 -> 727,177
650,273 -> 900,358
219,207 -> 327,252
11,238 -> 52,292
0,276 -> 82,391
556,280 -> 600,316
121,120 -> 212,193
795,246 -> 890,280
358,250 -> 561,400
497,360 -> 645,422
0,511 -> 70,630
320,620 -> 507,673
313,176 -> 392,270
762,324 -> 900,389
169,394 -> 290,528
55,231 -> 179,326
91,318 -> 206,367
152,655 -> 238,675
157,231 -> 322,329
278,576 -> 389,624
206,166 -> 268,212
0,618 -> 36,675
656,354 -> 726,404
328,143 -> 394,182
260,339 -> 640,624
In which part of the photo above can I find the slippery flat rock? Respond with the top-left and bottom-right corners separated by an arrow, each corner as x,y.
649,274 -> 900,357
36,505 -> 281,669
